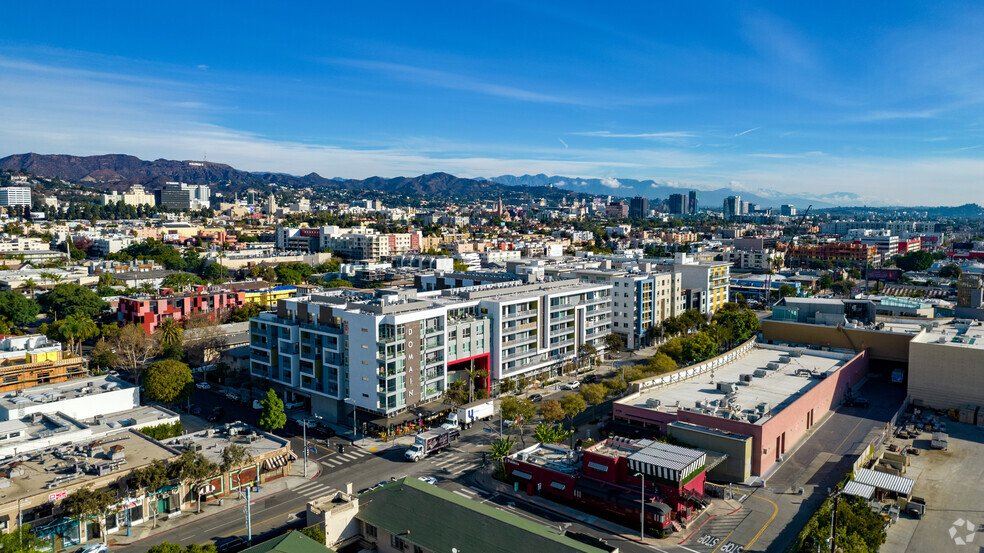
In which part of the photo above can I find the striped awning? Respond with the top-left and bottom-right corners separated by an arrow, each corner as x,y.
264,454 -> 289,470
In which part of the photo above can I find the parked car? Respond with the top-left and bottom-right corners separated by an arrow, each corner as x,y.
417,475 -> 438,485
252,399 -> 264,410
207,407 -> 225,422
582,374 -> 599,384
561,380 -> 581,390
224,392 -> 240,401
528,393 -> 543,402
285,400 -> 305,409
195,382 -> 211,390
846,397 -> 870,408
73,543 -> 108,553
216,536 -> 247,553
190,406 -> 203,415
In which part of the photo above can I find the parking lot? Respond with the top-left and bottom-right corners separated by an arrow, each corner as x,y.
881,420 -> 984,553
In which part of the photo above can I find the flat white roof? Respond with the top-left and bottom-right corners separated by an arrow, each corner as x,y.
854,467 -> 913,496
0,375 -> 132,410
620,347 -> 848,424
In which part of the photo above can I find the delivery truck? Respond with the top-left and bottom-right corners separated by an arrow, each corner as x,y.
405,426 -> 460,462
442,399 -> 495,430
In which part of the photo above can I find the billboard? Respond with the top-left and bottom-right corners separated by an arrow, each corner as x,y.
867,269 -> 902,282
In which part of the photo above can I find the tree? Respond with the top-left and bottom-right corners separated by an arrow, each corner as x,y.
559,393 -> 587,420
154,318 -> 184,360
895,250 -> 934,272
818,273 -> 833,290
221,444 -> 254,498
489,436 -> 515,473
143,359 -> 194,405
130,459 -> 169,527
465,366 -> 488,403
201,263 -> 227,282
578,342 -> 597,368
300,526 -> 327,545
61,485 -> 116,544
452,260 -> 469,272
161,272 -> 204,291
442,380 -> 469,408
167,450 -> 219,513
778,284 -> 797,298
37,283 -> 108,319
183,315 -> 225,366
259,388 -> 287,431
227,301 -> 263,323
0,291 -> 40,326
539,399 -> 565,423
500,396 -> 538,447
830,278 -> 856,297
603,333 -> 624,354
579,383 -> 607,406
325,278 -> 353,288
940,264 -> 962,279
681,332 -> 718,363
46,314 -> 99,356
534,423 -> 571,444
90,338 -> 118,370
113,323 -> 155,378
0,524 -> 43,553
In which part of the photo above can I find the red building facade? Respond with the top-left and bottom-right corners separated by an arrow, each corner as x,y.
118,286 -> 246,334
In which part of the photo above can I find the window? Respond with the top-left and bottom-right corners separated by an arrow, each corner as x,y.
364,522 -> 377,537
391,535 -> 406,549
414,546 -> 424,553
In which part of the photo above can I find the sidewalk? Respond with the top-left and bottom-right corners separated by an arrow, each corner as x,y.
467,466 -> 742,549
108,456 -> 320,547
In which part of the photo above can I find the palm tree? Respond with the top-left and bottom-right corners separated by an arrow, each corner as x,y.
156,318 -> 183,347
17,278 -> 36,297
465,366 -> 488,403
139,282 -> 157,295
489,436 -> 515,474
38,271 -> 62,287
58,315 -> 99,356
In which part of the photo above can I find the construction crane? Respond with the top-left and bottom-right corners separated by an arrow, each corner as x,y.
795,204 -> 813,237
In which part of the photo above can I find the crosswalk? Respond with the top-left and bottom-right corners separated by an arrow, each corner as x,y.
318,447 -> 371,469
424,450 -> 481,476
293,479 -> 339,499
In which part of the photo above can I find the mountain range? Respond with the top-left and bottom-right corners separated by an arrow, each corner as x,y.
0,153 -> 972,212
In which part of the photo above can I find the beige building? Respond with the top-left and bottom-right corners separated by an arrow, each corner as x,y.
101,184 -> 156,207
908,322 -> 984,411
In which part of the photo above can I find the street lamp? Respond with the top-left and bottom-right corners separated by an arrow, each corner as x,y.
17,497 -> 29,547
634,472 -> 645,539
300,417 -> 313,478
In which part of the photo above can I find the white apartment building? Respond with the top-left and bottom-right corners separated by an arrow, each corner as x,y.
249,280 -> 612,430
0,187 -> 31,207
575,269 -> 683,349
724,249 -> 785,271
101,184 -> 156,207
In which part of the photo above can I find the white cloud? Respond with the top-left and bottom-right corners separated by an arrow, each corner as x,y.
600,176 -> 621,189
196,64 -> 209,71
572,131 -> 695,139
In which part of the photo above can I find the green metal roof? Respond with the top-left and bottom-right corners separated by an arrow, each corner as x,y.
358,478 -> 609,553
241,530 -> 336,553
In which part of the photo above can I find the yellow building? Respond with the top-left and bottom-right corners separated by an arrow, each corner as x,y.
0,335 -> 85,393
241,285 -> 298,307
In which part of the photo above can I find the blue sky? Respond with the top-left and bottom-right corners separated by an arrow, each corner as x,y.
1,1 -> 983,205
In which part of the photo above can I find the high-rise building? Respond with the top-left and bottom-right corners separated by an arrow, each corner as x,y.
668,194 -> 688,214
158,182 -> 210,211
688,190 -> 699,214
628,196 -> 650,219
723,196 -> 742,219
780,204 -> 796,217
0,187 -> 31,207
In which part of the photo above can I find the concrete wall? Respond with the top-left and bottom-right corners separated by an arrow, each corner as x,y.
761,319 -> 915,363
667,422 -> 752,483
909,339 -> 984,410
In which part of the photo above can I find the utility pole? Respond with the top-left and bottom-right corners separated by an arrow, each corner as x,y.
302,419 -> 308,478
635,472 -> 646,539
244,486 -> 253,545
829,492 -> 840,553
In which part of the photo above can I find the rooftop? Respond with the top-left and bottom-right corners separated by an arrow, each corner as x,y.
619,346 -> 851,425
161,421 -> 289,464
358,477 -> 608,553
627,439 -> 706,472
0,429 -> 179,504
913,320 -> 984,350
0,375 -> 131,412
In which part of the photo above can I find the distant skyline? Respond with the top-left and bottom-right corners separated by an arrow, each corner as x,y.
1,2 -> 983,206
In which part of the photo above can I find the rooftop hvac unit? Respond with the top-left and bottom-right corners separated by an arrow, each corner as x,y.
756,402 -> 770,414
29,413 -> 43,423
789,350 -> 803,357
717,382 -> 738,394
696,400 -> 708,409
754,369 -> 768,378
646,398 -> 661,408
37,430 -> 54,439
778,356 -> 791,363
767,362 -> 779,370
740,374 -> 754,382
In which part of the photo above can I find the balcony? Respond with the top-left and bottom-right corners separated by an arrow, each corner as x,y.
502,334 -> 537,348
504,309 -> 536,320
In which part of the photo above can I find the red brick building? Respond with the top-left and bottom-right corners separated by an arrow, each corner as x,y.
118,286 -> 246,334
505,438 -> 708,535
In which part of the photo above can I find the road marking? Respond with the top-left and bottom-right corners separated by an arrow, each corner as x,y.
468,486 -> 488,494
743,493 -> 778,550
738,494 -> 748,503
710,527 -> 737,553
453,490 -> 472,498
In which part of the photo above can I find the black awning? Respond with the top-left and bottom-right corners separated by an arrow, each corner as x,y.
368,410 -> 417,428
416,401 -> 449,417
